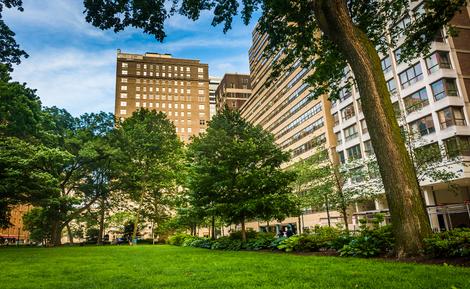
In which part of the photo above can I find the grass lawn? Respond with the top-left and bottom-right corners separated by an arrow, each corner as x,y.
1,245 -> 469,289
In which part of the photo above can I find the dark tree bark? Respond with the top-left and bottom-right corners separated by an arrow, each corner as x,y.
241,219 -> 246,242
312,0 -> 431,257
66,223 -> 74,244
211,215 -> 216,240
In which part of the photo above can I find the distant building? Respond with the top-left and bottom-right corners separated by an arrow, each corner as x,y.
115,50 -> 210,142
0,205 -> 31,244
209,76 -> 221,119
215,73 -> 251,112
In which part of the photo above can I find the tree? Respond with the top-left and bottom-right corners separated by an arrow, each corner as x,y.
187,108 -> 298,242
83,0 -> 467,256
0,1 -> 29,70
290,148 -> 379,234
112,109 -> 183,243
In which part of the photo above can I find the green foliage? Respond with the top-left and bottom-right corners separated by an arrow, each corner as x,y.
186,109 -> 299,240
211,237 -> 242,251
228,229 -> 258,241
424,228 -> 470,257
277,226 -> 344,252
243,233 -> 276,251
340,215 -> 394,257
22,207 -> 51,243
167,233 -> 193,246
0,1 -> 28,71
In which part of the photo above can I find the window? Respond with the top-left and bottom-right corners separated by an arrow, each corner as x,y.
393,102 -> 401,117
386,78 -> 397,95
344,124 -> 358,142
399,63 -> 423,88
200,120 -> 206,126
403,88 -> 429,113
121,62 -> 128,68
120,109 -> 126,115
120,85 -> 127,91
336,132 -> 342,145
410,115 -> 435,136
444,136 -> 470,158
136,102 -> 140,107
394,16 -> 411,39
364,140 -> 374,157
438,106 -> 466,129
434,29 -> 445,42
394,47 -> 402,63
341,104 -> 355,121
347,145 -> 362,160
381,55 -> 392,73
199,104 -> 205,110
198,67 -> 203,73
426,51 -> 451,74
198,89 -> 204,95
120,93 -> 127,98
187,104 -> 191,109
338,151 -> 346,164
120,101 -> 127,107
360,119 -> 368,134
333,113 -> 339,126
431,78 -> 459,101
187,128 -> 192,133
414,143 -> 442,164
121,78 -> 127,83
339,86 -> 352,101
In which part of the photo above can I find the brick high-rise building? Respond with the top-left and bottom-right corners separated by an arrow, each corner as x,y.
115,50 -> 210,141
239,27 -> 340,233
215,73 -> 251,112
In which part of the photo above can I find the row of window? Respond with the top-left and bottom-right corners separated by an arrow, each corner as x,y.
291,134 -> 326,157
122,62 -> 204,73
281,117 -> 325,150
276,104 -> 323,139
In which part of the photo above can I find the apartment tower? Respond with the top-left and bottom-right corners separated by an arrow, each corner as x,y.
239,27 -> 339,233
215,73 -> 252,112
209,76 -> 222,118
115,50 -> 210,141
331,2 -> 470,230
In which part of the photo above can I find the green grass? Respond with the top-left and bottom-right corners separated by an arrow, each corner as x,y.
0,245 -> 469,289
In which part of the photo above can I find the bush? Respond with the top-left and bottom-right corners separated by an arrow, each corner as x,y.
339,215 -> 394,257
424,228 -> 470,257
211,237 -> 242,251
185,238 -> 213,249
244,233 -> 276,250
229,229 -> 258,240
167,233 -> 193,246
277,226 -> 345,252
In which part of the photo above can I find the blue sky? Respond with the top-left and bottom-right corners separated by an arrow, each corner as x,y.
3,0 -> 258,116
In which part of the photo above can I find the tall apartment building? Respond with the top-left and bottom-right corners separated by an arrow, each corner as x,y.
331,2 -> 470,231
115,50 -> 210,141
239,27 -> 341,233
209,76 -> 221,119
215,73 -> 251,112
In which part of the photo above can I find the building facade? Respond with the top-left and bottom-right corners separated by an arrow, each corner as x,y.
0,205 -> 31,244
239,27 -> 342,234
209,76 -> 221,119
331,2 -> 470,231
215,73 -> 251,112
115,50 -> 210,142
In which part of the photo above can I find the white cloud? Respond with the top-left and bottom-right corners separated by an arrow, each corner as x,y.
11,48 -> 117,116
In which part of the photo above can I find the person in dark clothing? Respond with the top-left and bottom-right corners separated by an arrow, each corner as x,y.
286,225 -> 294,237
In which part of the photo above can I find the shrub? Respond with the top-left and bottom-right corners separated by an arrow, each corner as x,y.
276,226 -> 345,252
167,233 -> 193,246
186,238 -> 213,249
244,233 -> 276,250
229,229 -> 258,240
424,228 -> 470,257
211,237 -> 242,251
339,215 -> 394,257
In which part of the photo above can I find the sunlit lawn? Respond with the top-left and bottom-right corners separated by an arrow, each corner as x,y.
0,245 -> 469,289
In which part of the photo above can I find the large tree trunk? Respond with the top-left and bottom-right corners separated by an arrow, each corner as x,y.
312,0 -> 431,257
241,219 -> 246,242
132,191 -> 146,244
50,220 -> 62,246
211,215 -> 216,240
